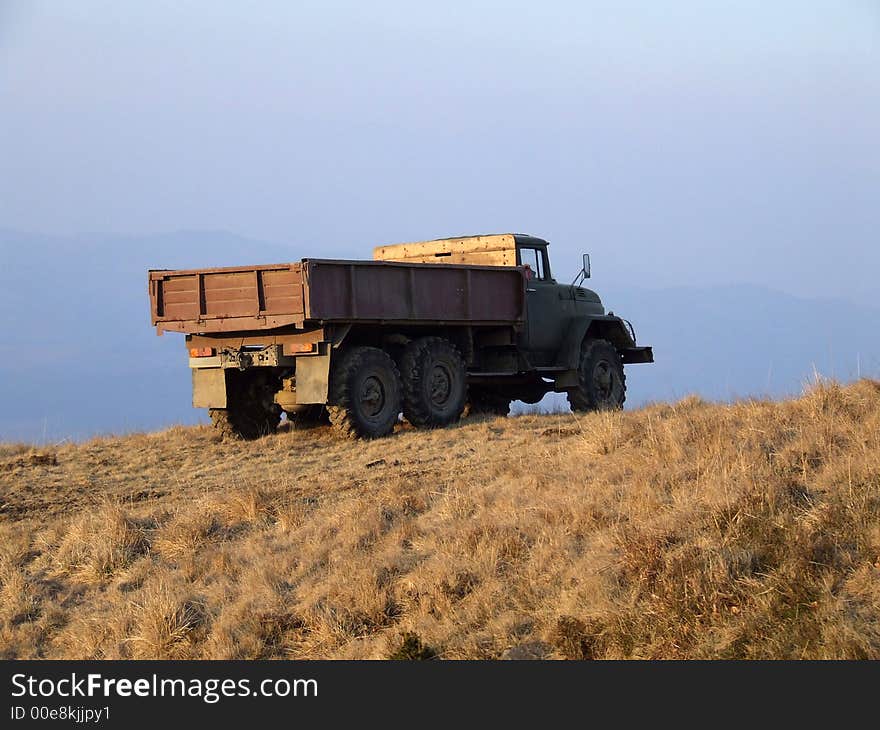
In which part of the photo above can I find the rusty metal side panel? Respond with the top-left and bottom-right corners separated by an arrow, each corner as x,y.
303,260 -> 524,324
467,267 -> 524,321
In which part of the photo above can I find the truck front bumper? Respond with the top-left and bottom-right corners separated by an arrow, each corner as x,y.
619,346 -> 654,364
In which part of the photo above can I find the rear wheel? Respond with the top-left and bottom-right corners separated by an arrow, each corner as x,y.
209,370 -> 282,440
327,346 -> 402,439
401,337 -> 468,428
567,339 -> 626,412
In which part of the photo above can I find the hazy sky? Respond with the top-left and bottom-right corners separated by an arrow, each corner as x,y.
1,1 -> 878,302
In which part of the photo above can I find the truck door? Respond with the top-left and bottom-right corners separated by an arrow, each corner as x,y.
518,244 -> 568,366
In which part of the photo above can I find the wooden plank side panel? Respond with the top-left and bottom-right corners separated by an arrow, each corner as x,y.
202,270 -> 260,318
163,301 -> 201,320
162,275 -> 200,292
162,290 -> 201,305
159,274 -> 200,320
261,266 -> 305,316
152,264 -> 304,327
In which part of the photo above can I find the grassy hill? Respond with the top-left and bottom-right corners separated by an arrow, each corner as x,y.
1,379 -> 879,660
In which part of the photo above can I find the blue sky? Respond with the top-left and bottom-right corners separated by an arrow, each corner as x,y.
1,1 -> 878,301
0,2 -> 879,440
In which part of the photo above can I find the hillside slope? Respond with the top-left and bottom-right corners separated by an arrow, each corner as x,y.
1,380 -> 879,659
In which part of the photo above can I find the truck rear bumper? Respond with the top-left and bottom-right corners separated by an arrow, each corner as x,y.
619,346 -> 654,364
189,344 -> 302,370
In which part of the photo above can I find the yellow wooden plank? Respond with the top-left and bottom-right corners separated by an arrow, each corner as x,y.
379,250 -> 515,266
373,234 -> 517,265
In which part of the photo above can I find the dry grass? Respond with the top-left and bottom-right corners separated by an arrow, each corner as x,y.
1,379 -> 879,659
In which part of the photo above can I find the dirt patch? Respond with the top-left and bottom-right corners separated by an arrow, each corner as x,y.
1,451 -> 58,471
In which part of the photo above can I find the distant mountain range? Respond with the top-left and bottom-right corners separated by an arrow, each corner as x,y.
1,229 -> 878,442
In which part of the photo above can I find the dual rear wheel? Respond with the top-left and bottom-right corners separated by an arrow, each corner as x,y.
211,339 -> 469,441
327,338 -> 468,439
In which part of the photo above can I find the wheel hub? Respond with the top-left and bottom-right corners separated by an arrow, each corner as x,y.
428,364 -> 452,406
592,360 -> 614,399
360,375 -> 386,418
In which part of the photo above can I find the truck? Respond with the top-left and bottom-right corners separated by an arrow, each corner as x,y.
148,233 -> 653,439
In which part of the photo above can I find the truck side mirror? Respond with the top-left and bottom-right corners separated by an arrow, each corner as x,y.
582,253 -> 591,279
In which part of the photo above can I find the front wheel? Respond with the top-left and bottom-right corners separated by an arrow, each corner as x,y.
567,339 -> 626,412
327,346 -> 402,439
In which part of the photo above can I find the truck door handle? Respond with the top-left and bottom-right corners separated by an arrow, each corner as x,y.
526,288 -> 537,293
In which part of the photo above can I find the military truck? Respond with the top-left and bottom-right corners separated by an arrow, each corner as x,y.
148,234 -> 653,439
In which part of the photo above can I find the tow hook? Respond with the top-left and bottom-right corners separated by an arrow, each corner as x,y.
222,350 -> 252,370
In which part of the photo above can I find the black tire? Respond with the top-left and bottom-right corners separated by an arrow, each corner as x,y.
400,337 -> 468,428
465,388 -> 511,417
209,370 -> 282,440
567,339 -> 626,412
327,346 -> 402,439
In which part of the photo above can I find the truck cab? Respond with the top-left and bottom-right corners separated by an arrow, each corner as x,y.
374,233 -> 652,414
514,236 -> 603,366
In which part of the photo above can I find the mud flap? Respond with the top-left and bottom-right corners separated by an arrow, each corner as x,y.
192,368 -> 227,408
294,353 -> 331,404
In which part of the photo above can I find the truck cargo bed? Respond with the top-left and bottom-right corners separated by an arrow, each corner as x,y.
149,259 -> 525,334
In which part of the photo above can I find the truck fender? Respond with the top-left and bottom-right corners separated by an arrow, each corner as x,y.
554,316 -> 644,389
558,315 -> 637,370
